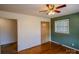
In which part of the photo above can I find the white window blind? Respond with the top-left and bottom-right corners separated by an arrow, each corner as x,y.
55,19 -> 69,34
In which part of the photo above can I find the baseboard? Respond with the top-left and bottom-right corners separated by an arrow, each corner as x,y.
51,41 -> 79,51
1,42 -> 17,48
18,41 -> 50,52
1,42 -> 17,46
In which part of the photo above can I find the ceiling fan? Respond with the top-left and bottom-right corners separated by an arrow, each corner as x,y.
40,4 -> 66,15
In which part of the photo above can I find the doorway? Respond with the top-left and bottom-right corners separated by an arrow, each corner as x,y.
41,21 -> 49,44
0,18 -> 17,54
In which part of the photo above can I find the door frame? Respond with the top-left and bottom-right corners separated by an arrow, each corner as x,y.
0,18 -> 18,53
41,21 -> 50,44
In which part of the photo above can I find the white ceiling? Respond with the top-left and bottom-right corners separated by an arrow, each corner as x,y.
0,4 -> 79,18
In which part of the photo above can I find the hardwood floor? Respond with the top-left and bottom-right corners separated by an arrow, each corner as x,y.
18,42 -> 79,54
1,42 -> 79,54
1,43 -> 17,54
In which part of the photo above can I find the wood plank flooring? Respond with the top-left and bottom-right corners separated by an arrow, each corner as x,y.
18,42 -> 79,54
1,43 -> 17,54
1,42 -> 79,54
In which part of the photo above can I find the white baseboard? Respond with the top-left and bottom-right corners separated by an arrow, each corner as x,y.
51,41 -> 79,51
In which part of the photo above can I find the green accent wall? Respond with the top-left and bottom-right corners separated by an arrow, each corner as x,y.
51,12 -> 79,49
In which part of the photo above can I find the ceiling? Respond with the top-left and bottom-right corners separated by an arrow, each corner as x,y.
0,4 -> 79,18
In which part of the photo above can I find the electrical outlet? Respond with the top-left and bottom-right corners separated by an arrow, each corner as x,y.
72,43 -> 74,46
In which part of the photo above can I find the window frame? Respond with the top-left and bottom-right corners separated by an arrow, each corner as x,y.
54,19 -> 69,34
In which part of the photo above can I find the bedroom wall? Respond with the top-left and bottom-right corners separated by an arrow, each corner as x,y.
0,18 -> 17,45
51,12 -> 79,50
0,10 -> 50,51
0,46 -> 1,54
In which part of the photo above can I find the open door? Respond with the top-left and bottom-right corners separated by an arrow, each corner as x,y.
0,18 -> 17,54
41,21 -> 49,44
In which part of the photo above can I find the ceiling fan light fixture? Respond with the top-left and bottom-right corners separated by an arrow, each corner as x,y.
48,11 -> 55,15
52,12 -> 55,15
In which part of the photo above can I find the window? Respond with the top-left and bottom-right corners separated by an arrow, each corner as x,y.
55,19 -> 69,34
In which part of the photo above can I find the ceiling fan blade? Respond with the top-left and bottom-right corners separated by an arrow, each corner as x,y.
46,4 -> 51,8
46,4 -> 54,10
54,10 -> 61,13
46,4 -> 49,7
56,4 -> 66,9
39,10 -> 48,12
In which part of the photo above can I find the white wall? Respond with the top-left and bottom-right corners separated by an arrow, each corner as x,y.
0,18 -> 17,45
0,46 -> 1,54
0,40 -> 1,54
0,10 -> 50,51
